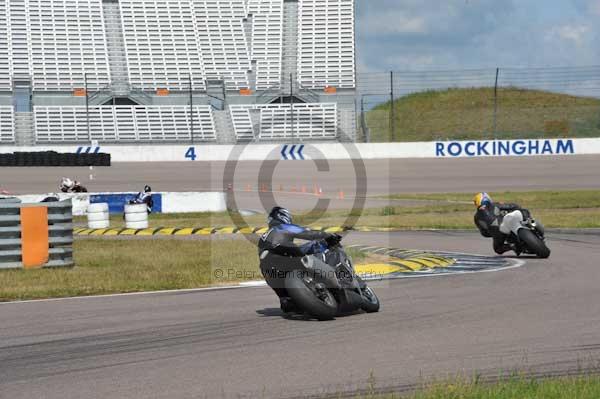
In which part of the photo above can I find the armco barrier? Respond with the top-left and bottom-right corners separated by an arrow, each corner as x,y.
0,199 -> 74,270
0,151 -> 110,167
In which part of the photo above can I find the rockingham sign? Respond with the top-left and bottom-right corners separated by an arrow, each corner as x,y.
435,138 -> 575,158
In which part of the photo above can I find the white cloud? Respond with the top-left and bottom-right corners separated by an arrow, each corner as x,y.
383,54 -> 435,69
548,24 -> 591,47
361,11 -> 427,35
356,0 -> 600,72
359,0 -> 512,39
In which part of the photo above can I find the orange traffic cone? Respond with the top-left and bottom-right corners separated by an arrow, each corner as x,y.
338,189 -> 345,200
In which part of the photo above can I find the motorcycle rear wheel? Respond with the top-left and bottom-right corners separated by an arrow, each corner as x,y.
285,275 -> 338,321
518,229 -> 551,259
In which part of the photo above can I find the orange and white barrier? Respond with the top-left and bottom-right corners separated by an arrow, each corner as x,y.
0,198 -> 73,270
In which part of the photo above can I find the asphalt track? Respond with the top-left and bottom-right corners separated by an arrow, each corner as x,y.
2,154 -> 598,211
2,155 -> 599,195
2,231 -> 600,399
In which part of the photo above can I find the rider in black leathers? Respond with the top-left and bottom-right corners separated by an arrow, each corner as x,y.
129,185 -> 154,213
473,192 -> 530,255
258,207 -> 341,313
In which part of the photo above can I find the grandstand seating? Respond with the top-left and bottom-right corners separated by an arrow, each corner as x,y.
194,0 -> 251,90
0,1 -> 11,91
230,103 -> 338,140
1,0 -> 355,92
6,0 -> 31,82
229,105 -> 255,141
0,107 -> 15,143
27,0 -> 110,91
119,0 -> 206,91
34,105 -> 217,143
1,0 -> 356,145
297,0 -> 355,89
247,0 -> 284,90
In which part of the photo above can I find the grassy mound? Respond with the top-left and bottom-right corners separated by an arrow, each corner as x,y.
366,87 -> 600,142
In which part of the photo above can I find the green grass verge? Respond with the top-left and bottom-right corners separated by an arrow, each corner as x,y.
359,375 -> 600,399
0,239 -> 368,302
387,190 -> 600,209
76,190 -> 600,230
380,190 -> 600,229
366,87 -> 600,142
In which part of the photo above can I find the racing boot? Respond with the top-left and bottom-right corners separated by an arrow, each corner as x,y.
509,243 -> 523,256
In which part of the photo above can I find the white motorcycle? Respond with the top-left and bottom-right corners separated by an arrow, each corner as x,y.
59,177 -> 88,193
500,210 -> 551,258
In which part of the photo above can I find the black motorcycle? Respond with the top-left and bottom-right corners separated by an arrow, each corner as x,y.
71,183 -> 88,193
269,241 -> 380,320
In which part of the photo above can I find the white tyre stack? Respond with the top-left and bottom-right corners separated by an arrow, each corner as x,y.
124,203 -> 149,229
87,203 -> 110,229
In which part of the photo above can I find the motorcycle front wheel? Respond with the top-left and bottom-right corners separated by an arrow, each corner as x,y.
285,275 -> 338,321
518,229 -> 551,259
360,286 -> 380,313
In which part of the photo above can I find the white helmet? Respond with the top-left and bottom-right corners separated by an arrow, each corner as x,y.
60,177 -> 74,190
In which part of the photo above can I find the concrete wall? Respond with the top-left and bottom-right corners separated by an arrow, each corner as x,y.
0,137 -> 594,161
16,191 -> 227,216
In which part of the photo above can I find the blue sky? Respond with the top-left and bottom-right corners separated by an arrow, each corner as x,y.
356,0 -> 600,72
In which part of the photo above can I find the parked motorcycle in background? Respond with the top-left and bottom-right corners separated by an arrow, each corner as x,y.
501,210 -> 551,258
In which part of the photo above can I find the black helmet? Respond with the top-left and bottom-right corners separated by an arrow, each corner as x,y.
144,185 -> 152,193
268,207 -> 292,226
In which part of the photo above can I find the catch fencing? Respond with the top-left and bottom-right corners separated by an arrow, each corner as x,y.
357,66 -> 600,142
0,199 -> 73,270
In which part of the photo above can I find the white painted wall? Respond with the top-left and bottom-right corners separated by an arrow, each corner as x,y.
16,192 -> 228,216
0,137 -> 597,162
161,192 -> 227,213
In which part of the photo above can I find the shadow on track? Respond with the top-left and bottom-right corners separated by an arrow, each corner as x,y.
256,308 -> 364,321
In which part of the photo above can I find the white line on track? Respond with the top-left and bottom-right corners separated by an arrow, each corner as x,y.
358,246 -> 382,251
362,258 -> 526,281
0,281 -> 267,306
0,257 -> 526,306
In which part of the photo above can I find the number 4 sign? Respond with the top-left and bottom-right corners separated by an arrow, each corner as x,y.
185,147 -> 197,161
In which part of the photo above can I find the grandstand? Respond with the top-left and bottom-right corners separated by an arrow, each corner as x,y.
0,0 -> 357,145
